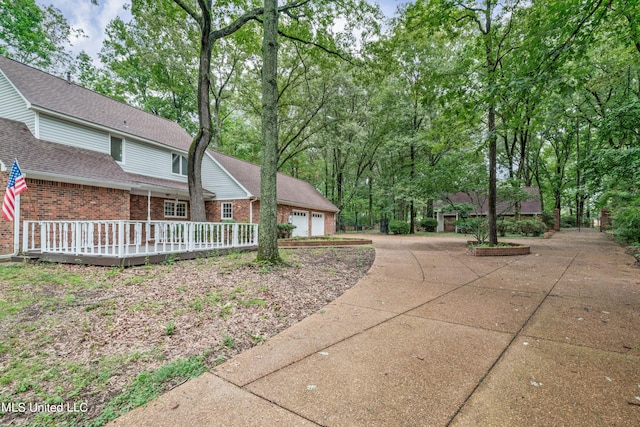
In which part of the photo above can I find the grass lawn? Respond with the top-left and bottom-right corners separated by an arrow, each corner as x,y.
0,247 -> 374,426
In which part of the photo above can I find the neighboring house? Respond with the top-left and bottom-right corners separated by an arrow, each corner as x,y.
0,55 -> 337,254
434,187 -> 542,232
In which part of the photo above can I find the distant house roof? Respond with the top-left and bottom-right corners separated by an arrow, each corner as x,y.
210,150 -> 339,212
0,55 -> 192,151
0,117 -> 132,187
437,187 -> 542,216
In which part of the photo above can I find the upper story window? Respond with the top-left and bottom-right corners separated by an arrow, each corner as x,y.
172,153 -> 187,176
110,136 -> 123,162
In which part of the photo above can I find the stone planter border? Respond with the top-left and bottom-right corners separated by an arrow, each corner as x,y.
467,241 -> 530,256
279,237 -> 373,247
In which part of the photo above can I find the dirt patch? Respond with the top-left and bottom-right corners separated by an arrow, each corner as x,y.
0,247 -> 375,426
625,246 -> 640,267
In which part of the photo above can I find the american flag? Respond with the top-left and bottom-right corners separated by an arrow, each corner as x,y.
2,160 -> 28,221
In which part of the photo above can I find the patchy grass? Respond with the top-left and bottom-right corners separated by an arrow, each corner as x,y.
0,247 -> 374,426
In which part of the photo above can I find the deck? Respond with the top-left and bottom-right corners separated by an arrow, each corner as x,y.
19,220 -> 258,266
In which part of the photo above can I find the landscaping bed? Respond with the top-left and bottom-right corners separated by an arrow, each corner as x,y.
0,247 -> 374,426
467,241 -> 531,256
278,236 -> 373,247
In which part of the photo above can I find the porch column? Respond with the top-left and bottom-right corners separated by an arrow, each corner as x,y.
13,194 -> 20,253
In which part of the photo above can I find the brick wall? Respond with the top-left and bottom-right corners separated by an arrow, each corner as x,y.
0,176 -> 130,254
0,177 -> 337,254
600,208 -> 612,232
250,200 -> 335,236
131,195 -> 223,223
130,195 -> 188,221
208,199 -> 336,235
210,199 -> 256,223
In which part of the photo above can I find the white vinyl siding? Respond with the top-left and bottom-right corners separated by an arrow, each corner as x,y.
119,139 -> 185,181
39,114 -> 109,152
0,72 -> 35,132
201,155 -> 248,199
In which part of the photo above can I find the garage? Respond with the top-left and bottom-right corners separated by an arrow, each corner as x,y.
291,210 -> 309,237
311,212 -> 324,236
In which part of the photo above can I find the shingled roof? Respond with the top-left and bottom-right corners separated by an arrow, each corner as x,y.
0,55 -> 192,151
437,187 -> 542,216
210,150 -> 339,212
0,117 -> 132,186
0,56 -> 338,212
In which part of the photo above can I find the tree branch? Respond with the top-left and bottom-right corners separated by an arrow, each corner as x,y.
209,0 -> 314,43
173,0 -> 203,28
277,28 -> 354,64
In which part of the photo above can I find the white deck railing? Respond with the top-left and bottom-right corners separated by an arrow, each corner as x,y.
22,220 -> 258,258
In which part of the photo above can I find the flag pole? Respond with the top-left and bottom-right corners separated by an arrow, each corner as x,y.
13,194 -> 20,254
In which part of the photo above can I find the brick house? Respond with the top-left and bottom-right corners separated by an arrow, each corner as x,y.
0,55 -> 337,255
435,187 -> 542,232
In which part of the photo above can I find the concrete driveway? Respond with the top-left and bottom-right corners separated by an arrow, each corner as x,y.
110,229 -> 640,426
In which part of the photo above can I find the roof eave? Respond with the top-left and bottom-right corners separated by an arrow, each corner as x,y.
24,170 -> 132,191
30,106 -> 191,153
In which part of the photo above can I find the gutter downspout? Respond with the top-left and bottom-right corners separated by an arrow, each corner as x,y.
147,190 -> 151,222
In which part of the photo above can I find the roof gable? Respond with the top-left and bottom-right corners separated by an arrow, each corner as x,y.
0,55 -> 193,151
209,150 -> 338,212
0,117 -> 131,186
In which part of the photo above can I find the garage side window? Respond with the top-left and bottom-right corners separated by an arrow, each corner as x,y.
221,202 -> 233,220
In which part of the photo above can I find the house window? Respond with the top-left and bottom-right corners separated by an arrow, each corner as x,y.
221,202 -> 233,220
172,153 -> 188,176
164,200 -> 187,218
110,136 -> 123,162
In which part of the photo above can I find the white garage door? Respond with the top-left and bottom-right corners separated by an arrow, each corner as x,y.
291,210 -> 309,237
311,212 -> 324,236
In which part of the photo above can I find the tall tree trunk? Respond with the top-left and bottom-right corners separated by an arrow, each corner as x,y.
257,0 -> 280,263
485,5 -> 498,246
368,172 -> 373,228
488,105 -> 498,245
188,0 -> 213,222
409,142 -> 416,234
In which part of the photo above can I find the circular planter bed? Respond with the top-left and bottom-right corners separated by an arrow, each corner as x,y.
467,241 -> 530,256
279,236 -> 372,247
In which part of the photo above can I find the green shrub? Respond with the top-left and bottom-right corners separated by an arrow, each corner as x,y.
541,211 -> 555,228
515,218 -> 547,236
612,206 -> 640,243
456,218 -> 489,243
420,217 -> 438,232
497,217 -> 515,237
389,220 -> 410,235
277,223 -> 295,239
561,215 -> 577,228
